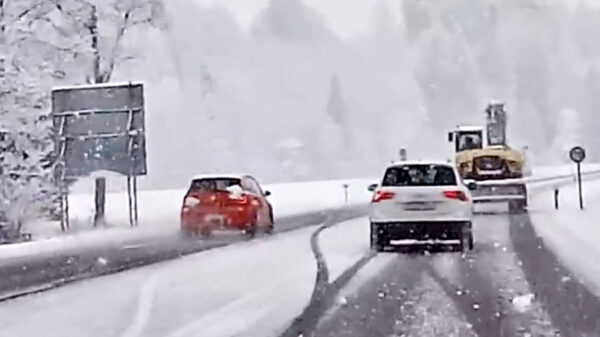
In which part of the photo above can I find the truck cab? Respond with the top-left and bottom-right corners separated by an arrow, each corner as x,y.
448,126 -> 485,153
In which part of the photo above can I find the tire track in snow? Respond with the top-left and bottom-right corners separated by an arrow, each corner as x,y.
511,213 -> 600,337
428,212 -> 558,337
313,255 -> 425,337
119,274 -> 163,337
310,211 -> 559,337
281,215 -> 376,337
427,256 -> 507,336
393,272 -> 477,337
164,272 -> 302,337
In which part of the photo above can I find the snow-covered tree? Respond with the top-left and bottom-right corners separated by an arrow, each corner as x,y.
53,0 -> 164,84
0,0 -> 69,235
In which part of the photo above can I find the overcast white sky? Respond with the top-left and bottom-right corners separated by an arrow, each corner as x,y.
192,0 -> 594,38
193,0 -> 402,38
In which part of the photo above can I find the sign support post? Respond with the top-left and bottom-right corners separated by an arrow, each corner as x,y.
94,177 -> 106,227
577,162 -> 583,210
569,146 -> 586,210
133,176 -> 139,226
127,176 -> 133,227
63,184 -> 70,230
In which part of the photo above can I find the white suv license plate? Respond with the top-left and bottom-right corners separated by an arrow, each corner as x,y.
402,202 -> 437,211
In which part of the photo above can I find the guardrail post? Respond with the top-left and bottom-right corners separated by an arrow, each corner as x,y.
343,184 -> 349,203
554,188 -> 559,210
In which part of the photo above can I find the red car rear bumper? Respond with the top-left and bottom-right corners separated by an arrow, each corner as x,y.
181,206 -> 256,232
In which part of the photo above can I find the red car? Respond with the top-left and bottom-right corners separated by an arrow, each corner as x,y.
180,174 -> 274,237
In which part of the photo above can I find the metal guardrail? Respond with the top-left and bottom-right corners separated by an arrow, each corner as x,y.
526,169 -> 600,187
471,169 -> 600,187
466,168 -> 600,204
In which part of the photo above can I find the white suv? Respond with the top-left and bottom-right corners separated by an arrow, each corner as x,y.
368,161 -> 474,252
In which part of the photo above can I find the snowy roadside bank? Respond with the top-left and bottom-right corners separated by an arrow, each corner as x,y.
21,164 -> 600,239
529,177 -> 600,298
32,178 -> 376,238
1,179 -> 373,260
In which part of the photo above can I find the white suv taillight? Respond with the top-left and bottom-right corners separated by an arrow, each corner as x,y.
443,190 -> 469,202
371,190 -> 395,203
183,196 -> 200,207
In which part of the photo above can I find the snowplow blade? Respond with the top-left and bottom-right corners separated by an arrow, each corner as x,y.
467,179 -> 527,203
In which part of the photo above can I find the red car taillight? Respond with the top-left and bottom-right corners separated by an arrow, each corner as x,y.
443,190 -> 469,202
227,193 -> 250,205
182,196 -> 200,213
372,191 -> 395,203
183,196 -> 200,207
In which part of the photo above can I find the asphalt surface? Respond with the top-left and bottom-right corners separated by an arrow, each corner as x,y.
304,209 -> 600,337
0,205 -> 368,301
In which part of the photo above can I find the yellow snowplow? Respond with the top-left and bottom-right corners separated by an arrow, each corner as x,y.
448,103 -> 528,212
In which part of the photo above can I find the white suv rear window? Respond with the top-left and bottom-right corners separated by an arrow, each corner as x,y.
382,164 -> 457,187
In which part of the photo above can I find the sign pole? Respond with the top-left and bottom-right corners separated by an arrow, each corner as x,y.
133,176 -> 139,226
127,176 -> 134,227
59,183 -> 66,232
569,146 -> 586,211
64,184 -> 70,230
94,177 -> 106,227
577,162 -> 583,210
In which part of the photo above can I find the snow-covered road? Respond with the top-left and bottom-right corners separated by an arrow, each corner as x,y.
313,211 -> 600,337
0,226 -> 319,337
4,202 -> 600,337
0,206 -> 367,300
0,216 -> 374,337
3,166 -> 600,337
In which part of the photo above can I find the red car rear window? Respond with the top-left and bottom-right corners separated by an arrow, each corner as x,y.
188,178 -> 242,193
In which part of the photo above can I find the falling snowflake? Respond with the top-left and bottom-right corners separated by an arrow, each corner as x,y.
512,293 -> 535,313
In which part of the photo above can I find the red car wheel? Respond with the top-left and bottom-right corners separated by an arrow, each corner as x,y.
265,207 -> 274,234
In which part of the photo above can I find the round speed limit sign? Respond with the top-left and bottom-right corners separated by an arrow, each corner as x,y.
569,146 -> 586,163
